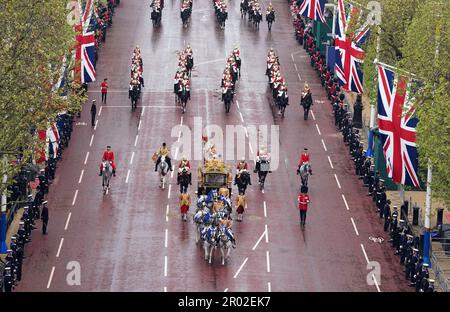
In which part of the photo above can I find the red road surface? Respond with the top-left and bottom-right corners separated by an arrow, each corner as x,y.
16,0 -> 410,292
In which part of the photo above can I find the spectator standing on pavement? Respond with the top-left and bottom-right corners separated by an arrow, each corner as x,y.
298,186 -> 310,226
90,100 -> 97,127
41,201 -> 49,235
101,78 -> 109,103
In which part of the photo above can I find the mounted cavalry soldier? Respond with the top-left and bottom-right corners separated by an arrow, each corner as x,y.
265,2 -> 275,31
177,156 -> 192,186
99,145 -> 116,176
297,147 -> 312,175
154,142 -> 173,172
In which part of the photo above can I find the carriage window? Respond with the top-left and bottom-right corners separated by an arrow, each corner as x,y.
205,174 -> 226,184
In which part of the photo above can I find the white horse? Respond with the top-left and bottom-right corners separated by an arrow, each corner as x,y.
298,163 -> 311,187
193,208 -> 207,244
217,227 -> 234,265
158,155 -> 169,189
202,225 -> 218,264
102,161 -> 113,195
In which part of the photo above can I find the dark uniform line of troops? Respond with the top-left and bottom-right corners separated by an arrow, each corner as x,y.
266,47 -> 289,116
221,48 -> 241,112
290,4 -> 436,292
129,46 -> 144,109
213,0 -> 228,29
1,113 -> 74,292
173,45 -> 193,106
180,0 -> 193,27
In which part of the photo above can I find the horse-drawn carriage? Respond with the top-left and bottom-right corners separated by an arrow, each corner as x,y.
197,159 -> 232,197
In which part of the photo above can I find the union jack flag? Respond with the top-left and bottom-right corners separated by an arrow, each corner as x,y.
334,0 -> 369,94
75,0 -> 96,83
297,0 -> 327,23
377,65 -> 420,188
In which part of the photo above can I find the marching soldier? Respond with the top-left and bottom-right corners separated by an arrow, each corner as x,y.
298,186 -> 310,226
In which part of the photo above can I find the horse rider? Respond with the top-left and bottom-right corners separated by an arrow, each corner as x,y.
99,145 -> 116,176
154,142 -> 173,172
297,147 -> 313,175
266,2 -> 275,16
254,145 -> 271,173
177,156 -> 192,185
236,158 -> 248,173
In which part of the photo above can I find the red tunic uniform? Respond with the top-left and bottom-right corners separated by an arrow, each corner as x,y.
236,162 -> 248,171
298,153 -> 310,166
100,150 -> 116,170
100,81 -> 108,93
298,194 -> 310,211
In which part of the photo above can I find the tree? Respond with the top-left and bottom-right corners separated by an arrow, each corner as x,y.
400,0 -> 450,203
0,0 -> 85,196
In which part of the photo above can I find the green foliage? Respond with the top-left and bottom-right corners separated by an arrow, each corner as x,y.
400,0 -> 450,203
0,0 -> 85,195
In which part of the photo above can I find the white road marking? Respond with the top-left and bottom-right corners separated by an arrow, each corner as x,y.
236,100 -> 240,109
327,156 -> 334,169
164,255 -> 168,277
178,131 -> 181,142
170,170 -> 174,179
297,73 -> 301,81
263,201 -> 267,218
249,143 -> 254,154
321,139 -> 327,152
165,229 -> 168,248
125,169 -> 130,183
267,282 -> 272,292
372,274 -> 381,292
130,152 -> 135,165
252,230 -> 266,251
141,106 -> 145,116
291,54 -> 294,62
84,151 -> 89,165
72,190 -> 78,206
266,251 -> 271,273
168,184 -> 172,199
265,224 -> 269,243
311,110 -> 316,120
233,257 -> 249,279
224,288 -> 229,292
89,134 -> 94,147
166,204 -> 169,222
294,63 -> 298,71
180,116 -> 183,126
94,119 -> 99,130
360,244 -> 370,264
342,194 -> 350,210
244,127 -> 248,138
138,120 -> 142,130
334,174 -> 341,189
351,217 -> 359,236
315,124 -> 321,136
164,286 -> 167,292
239,112 -> 244,123
134,135 -> 139,147
64,212 -> 72,230
78,170 -> 84,184
47,266 -> 55,289
174,147 -> 179,160
98,106 -> 102,116
56,238 -> 64,258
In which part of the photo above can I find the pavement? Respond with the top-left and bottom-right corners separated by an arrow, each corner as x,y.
13,0 -> 412,292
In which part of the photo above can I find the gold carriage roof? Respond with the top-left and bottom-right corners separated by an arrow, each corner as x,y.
201,159 -> 230,173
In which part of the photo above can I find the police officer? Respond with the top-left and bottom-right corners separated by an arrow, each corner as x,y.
41,200 -> 49,235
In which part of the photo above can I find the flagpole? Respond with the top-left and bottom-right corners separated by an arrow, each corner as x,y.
423,11 -> 442,267
366,25 -> 381,158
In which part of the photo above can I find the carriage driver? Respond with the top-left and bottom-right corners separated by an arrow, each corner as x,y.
99,145 -> 116,176
297,147 -> 312,175
154,142 -> 173,172
177,156 -> 192,185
